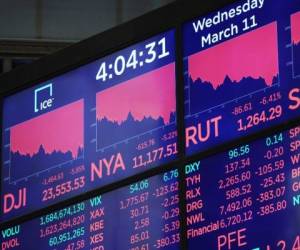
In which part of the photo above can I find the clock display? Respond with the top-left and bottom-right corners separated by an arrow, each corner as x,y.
96,35 -> 173,83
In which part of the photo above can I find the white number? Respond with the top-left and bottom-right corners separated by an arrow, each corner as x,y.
158,37 -> 169,59
114,55 -> 126,76
97,37 -> 170,81
127,50 -> 138,69
96,62 -> 108,82
145,41 -> 156,63
242,15 -> 258,31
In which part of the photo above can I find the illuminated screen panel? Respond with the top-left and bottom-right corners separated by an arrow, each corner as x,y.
185,126 -> 300,249
0,169 -> 180,250
183,0 -> 300,155
1,30 -> 177,222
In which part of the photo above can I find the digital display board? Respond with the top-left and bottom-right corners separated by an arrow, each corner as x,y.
184,0 -> 300,155
2,0 -> 300,248
0,169 -> 180,250
186,125 -> 300,249
1,30 -> 177,222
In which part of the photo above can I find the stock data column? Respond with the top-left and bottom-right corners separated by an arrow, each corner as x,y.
0,202 -> 89,250
186,127 -> 300,250
103,169 -> 180,250
0,170 -> 181,250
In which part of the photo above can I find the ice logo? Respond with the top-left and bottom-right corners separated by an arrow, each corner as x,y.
34,83 -> 54,113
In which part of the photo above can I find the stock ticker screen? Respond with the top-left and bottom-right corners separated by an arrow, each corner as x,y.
184,0 -> 300,155
1,30 -> 177,222
186,125 -> 300,250
0,169 -> 180,250
2,0 -> 300,248
2,124 -> 300,250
